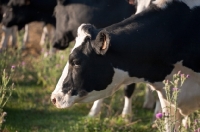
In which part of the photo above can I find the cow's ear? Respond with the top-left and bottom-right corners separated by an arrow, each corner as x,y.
93,32 -> 110,55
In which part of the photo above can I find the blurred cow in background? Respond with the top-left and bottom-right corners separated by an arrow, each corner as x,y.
2,0 -> 56,29
53,0 -> 135,50
0,0 -> 19,49
1,0 -> 57,52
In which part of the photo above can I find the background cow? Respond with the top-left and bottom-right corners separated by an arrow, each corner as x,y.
53,0 -> 135,50
0,0 -> 17,49
2,0 -> 56,29
0,0 -> 29,49
1,0 -> 56,51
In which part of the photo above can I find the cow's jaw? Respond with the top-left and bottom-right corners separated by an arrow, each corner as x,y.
79,68 -> 129,103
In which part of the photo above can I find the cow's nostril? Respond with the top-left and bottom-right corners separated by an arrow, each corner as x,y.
52,98 -> 56,105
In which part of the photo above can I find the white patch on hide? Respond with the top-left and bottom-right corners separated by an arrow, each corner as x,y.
135,0 -> 151,14
71,24 -> 92,52
52,63 -> 69,94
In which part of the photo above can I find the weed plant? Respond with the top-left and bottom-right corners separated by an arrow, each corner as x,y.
155,71 -> 200,132
0,50 -> 15,130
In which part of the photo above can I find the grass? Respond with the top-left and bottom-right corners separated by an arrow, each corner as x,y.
2,83 -> 157,132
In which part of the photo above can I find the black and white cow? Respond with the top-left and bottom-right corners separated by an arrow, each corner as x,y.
54,0 -> 137,118
53,0 -> 135,50
54,0 -> 159,118
51,0 -> 200,130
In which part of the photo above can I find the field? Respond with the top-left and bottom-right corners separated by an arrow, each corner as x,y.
0,22 -> 158,132
3,83 -> 157,132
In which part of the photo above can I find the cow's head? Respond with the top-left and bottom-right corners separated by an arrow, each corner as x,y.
53,4 -> 75,50
53,3 -> 94,50
2,0 -> 31,29
51,24 -> 126,108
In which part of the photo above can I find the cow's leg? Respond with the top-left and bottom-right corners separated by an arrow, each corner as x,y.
182,115 -> 188,128
10,26 -> 18,48
48,25 -> 57,55
151,99 -> 162,125
21,24 -> 29,49
40,25 -> 57,56
173,110 -> 183,131
156,90 -> 171,131
40,25 -> 48,46
143,84 -> 156,109
88,83 -> 136,117
1,26 -> 12,49
144,84 -> 163,124
122,83 -> 135,120
40,25 -> 50,57
88,99 -> 104,117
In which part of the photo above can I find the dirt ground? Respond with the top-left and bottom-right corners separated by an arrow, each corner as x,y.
0,22 -> 51,57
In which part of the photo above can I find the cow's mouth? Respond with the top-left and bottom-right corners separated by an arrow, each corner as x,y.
53,41 -> 69,50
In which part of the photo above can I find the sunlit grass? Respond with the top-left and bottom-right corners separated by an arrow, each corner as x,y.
2,84 -> 157,132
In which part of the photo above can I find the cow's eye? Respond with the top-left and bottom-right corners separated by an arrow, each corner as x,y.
72,60 -> 81,67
